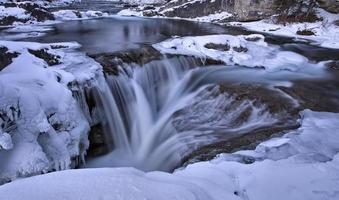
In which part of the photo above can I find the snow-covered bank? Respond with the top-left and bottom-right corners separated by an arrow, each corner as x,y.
232,9 -> 339,49
0,40 -> 104,184
1,109 -> 338,200
153,34 -> 326,73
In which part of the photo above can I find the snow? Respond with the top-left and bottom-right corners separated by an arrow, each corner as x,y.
0,5 -> 30,21
0,132 -> 13,150
0,40 -> 105,183
117,8 -> 144,17
53,10 -> 109,21
232,9 -> 339,49
153,34 -> 325,72
192,11 -> 232,23
0,110 -> 339,200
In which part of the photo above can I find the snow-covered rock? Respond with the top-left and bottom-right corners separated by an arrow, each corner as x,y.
0,110 -> 338,200
0,40 -> 105,184
234,9 -> 339,49
153,34 -> 326,72
0,2 -> 55,26
53,10 -> 108,20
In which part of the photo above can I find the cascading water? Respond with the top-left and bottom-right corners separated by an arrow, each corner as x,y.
86,56 -> 278,171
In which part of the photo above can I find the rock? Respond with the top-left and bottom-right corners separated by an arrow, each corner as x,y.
178,83 -> 303,165
232,46 -> 248,53
91,45 -> 163,75
296,29 -> 315,36
17,2 -> 55,22
0,16 -> 28,26
317,0 -> 339,13
0,2 -> 54,26
204,43 -> 230,51
277,81 -> 339,112
152,0 -> 322,23
326,60 -> 339,70
28,48 -> 61,66
274,0 -> 320,24
0,46 -> 19,70
159,0 -> 280,21
181,124 -> 299,166
87,124 -> 109,157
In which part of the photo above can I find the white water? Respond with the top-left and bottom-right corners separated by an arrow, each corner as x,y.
86,56 -> 294,171
86,57 -> 207,171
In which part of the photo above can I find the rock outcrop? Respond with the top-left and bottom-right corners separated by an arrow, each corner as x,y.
0,1 -> 54,26
140,0 -> 326,22
317,0 -> 339,13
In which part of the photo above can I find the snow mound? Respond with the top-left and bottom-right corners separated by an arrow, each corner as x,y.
153,34 -> 325,72
0,110 -> 338,200
0,40 -> 104,184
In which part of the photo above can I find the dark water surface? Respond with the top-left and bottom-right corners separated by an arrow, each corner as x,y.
29,16 -> 247,54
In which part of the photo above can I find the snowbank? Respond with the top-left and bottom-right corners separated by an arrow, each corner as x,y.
0,40 -> 104,184
0,110 -> 338,200
233,9 -> 339,49
153,34 -> 325,72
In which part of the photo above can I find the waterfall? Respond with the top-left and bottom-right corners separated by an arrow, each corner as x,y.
86,56 -> 207,171
85,56 -> 279,171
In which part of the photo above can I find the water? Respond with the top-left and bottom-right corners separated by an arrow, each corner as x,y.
85,52 -> 334,171
87,57 -> 205,171
49,0 -> 125,14
28,17 -> 242,54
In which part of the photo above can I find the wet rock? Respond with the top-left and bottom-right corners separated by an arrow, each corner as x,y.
219,83 -> 299,121
277,81 -> 339,112
204,43 -> 230,51
28,48 -> 61,66
326,60 -> 339,70
0,46 -> 19,70
91,45 -> 163,75
87,124 -> 109,157
178,83 -> 302,165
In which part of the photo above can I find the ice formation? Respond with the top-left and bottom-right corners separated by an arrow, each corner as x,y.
0,40 -> 104,183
